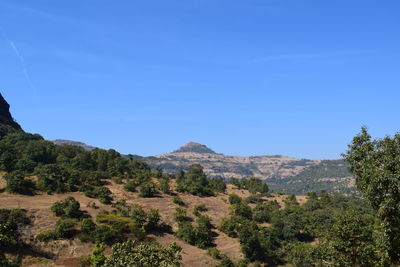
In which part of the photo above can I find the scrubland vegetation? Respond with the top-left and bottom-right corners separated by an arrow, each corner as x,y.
1,125 -> 400,266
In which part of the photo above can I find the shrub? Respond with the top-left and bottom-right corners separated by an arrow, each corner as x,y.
5,171 -> 36,195
51,197 -> 83,218
139,181 -> 157,198
146,209 -> 161,231
102,240 -> 182,267
215,255 -> 235,267
173,207 -> 190,223
207,247 -> 222,259
159,178 -> 170,194
124,180 -> 137,192
228,194 -> 242,205
173,195 -> 185,206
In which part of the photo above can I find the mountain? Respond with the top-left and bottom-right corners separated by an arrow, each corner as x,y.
173,141 -> 216,154
145,142 -> 356,195
52,139 -> 97,151
0,93 -> 22,130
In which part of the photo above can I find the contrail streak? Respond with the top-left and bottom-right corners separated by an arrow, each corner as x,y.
1,29 -> 37,92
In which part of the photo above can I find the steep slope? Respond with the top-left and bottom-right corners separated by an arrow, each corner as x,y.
0,93 -> 22,129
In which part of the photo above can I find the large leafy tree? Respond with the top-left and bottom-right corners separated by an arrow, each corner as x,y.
343,127 -> 400,264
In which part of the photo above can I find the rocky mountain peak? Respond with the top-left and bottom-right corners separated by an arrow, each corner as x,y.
0,93 -> 22,130
173,141 -> 216,154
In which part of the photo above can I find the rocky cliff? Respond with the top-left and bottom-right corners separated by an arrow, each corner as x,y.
0,93 -> 22,130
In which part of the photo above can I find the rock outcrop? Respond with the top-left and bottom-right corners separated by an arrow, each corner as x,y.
0,93 -> 22,130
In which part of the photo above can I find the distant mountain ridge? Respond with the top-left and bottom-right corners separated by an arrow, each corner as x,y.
48,138 -> 355,195
52,139 -> 96,151
146,142 -> 356,195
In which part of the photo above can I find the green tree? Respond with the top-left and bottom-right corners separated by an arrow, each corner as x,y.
5,171 -> 36,195
316,209 -> 381,267
343,127 -> 400,263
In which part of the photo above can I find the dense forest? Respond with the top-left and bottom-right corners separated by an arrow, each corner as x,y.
1,124 -> 400,267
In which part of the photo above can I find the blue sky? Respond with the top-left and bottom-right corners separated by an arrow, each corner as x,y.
1,0 -> 399,159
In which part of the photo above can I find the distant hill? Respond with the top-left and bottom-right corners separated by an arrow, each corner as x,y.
173,142 -> 216,154
0,93 -> 22,130
144,142 -> 356,195
52,139 -> 97,151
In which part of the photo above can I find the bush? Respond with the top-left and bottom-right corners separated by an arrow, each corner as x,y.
159,178 -> 170,194
176,164 -> 214,196
5,171 -> 36,195
36,219 -> 77,242
83,186 -> 112,204
175,214 -> 213,249
173,195 -> 185,206
174,207 -> 190,223
123,180 -> 137,192
146,209 -> 161,231
215,255 -> 235,267
51,197 -> 83,218
228,194 -> 242,205
207,247 -> 222,259
139,181 -> 157,197
102,240 -> 182,267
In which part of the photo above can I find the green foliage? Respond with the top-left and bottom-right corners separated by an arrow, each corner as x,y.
101,240 -> 182,267
208,177 -> 227,193
234,177 -> 268,194
230,202 -> 252,220
214,255 -> 235,267
173,207 -> 190,223
5,171 -> 36,195
123,180 -> 137,192
343,127 -> 400,264
95,204 -> 161,243
139,181 -> 157,197
92,243 -> 106,267
207,247 -> 222,259
269,160 -> 355,196
159,178 -> 171,194
0,130 -> 152,200
36,219 -> 77,242
176,164 -> 224,196
193,204 -> 207,216
82,186 -> 112,204
51,197 -> 83,219
0,209 -> 29,249
173,195 -> 185,206
252,200 -> 280,223
316,209 -> 383,267
228,193 -> 242,205
0,254 -> 21,267
285,243 -> 315,267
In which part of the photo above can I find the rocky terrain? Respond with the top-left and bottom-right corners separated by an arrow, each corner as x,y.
145,142 -> 356,195
0,93 -> 22,129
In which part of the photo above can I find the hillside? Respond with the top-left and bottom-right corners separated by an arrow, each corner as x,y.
145,142 -> 355,195
0,93 -> 389,267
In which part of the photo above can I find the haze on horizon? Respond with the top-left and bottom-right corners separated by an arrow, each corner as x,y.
1,0 -> 399,159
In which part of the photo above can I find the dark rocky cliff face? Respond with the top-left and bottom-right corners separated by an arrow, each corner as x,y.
0,93 -> 22,130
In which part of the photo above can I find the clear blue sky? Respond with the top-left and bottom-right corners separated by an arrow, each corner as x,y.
1,0 -> 399,159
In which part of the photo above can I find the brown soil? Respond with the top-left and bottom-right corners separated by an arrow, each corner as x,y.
0,178 -> 307,266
